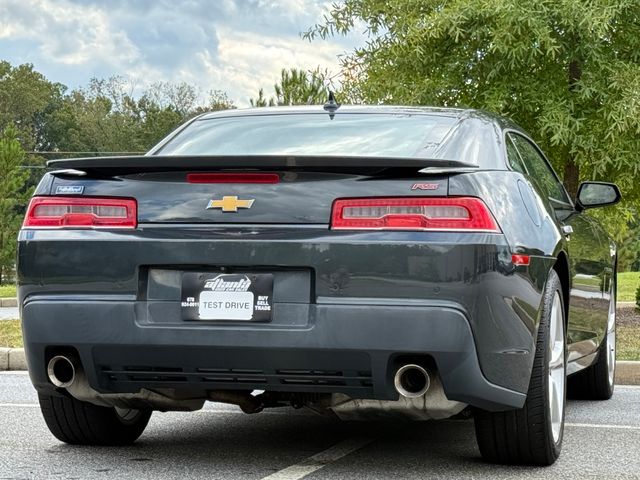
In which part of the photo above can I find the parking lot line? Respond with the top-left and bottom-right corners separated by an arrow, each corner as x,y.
566,422 -> 640,431
260,436 -> 375,480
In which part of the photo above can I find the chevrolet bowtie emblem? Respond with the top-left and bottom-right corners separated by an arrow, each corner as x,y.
206,196 -> 255,212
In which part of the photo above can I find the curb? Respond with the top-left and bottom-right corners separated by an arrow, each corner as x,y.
1,348 -> 639,385
0,348 -> 27,371
0,298 -> 17,308
616,361 -> 640,385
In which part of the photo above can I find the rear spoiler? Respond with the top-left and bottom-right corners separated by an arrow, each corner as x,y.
47,155 -> 477,175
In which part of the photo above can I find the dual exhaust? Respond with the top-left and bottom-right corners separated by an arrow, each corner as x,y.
394,364 -> 431,398
49,356 -> 432,401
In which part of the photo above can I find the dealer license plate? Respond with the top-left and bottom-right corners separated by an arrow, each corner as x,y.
181,272 -> 273,321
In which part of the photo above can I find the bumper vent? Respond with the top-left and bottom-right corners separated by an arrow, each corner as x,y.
93,347 -> 374,397
99,365 -> 372,390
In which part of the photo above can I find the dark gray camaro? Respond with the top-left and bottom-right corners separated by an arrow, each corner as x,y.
18,106 -> 620,465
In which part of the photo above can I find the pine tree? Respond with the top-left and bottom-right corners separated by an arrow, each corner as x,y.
0,124 -> 29,283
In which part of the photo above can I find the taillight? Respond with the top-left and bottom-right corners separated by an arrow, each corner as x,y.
187,173 -> 280,184
511,254 -> 531,266
23,196 -> 137,229
331,197 -> 500,232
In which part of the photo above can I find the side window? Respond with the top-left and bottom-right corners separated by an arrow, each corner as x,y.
508,133 -> 569,204
505,135 -> 528,175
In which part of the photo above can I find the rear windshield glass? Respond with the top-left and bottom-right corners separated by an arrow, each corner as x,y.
157,113 -> 457,158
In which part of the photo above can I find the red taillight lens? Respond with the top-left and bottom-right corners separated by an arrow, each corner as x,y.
511,254 -> 531,266
331,197 -> 501,232
23,197 -> 137,229
187,173 -> 280,184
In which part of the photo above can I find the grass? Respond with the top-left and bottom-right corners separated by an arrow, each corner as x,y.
0,284 -> 16,298
618,272 -> 640,303
618,323 -> 640,361
0,320 -> 22,348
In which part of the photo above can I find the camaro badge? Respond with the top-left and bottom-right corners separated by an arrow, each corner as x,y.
206,196 -> 255,212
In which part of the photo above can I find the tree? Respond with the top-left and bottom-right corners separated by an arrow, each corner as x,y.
191,90 -> 236,117
250,88 -> 276,107
44,76 -> 237,154
307,1 -> 640,230
273,68 -> 327,105
144,81 -> 199,118
251,68 -> 327,106
43,76 -> 145,154
0,124 -> 29,283
617,223 -> 640,271
205,90 -> 235,112
0,61 -> 64,151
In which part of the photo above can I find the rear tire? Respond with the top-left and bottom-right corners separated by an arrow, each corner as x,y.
474,269 -> 566,465
568,280 -> 616,400
38,393 -> 152,445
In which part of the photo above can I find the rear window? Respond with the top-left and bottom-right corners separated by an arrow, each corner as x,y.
158,113 -> 457,158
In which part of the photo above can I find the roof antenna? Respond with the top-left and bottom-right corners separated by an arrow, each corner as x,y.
323,91 -> 340,118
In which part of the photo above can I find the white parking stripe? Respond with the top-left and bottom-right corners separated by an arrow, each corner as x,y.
260,436 -> 375,480
566,422 -> 640,431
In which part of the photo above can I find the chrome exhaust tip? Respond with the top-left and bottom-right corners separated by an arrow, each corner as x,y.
47,355 -> 76,388
394,364 -> 431,398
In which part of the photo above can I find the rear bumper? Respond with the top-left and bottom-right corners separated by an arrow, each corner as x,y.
22,297 -> 526,411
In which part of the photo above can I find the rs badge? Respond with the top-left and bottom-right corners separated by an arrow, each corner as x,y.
206,196 -> 255,212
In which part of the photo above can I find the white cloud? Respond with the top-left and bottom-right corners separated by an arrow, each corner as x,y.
0,0 -> 364,106
202,27 -> 347,105
0,0 -> 140,66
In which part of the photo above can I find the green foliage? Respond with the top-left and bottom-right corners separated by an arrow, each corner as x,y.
617,224 -> 640,271
0,284 -> 16,297
636,284 -> 640,309
0,61 -> 240,285
307,0 -> 640,239
44,77 -> 235,155
0,124 -> 29,283
250,88 -> 276,107
618,271 -> 640,301
0,61 -> 64,151
251,68 -> 327,106
274,68 -> 326,105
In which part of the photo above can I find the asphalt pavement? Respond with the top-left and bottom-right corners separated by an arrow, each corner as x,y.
0,372 -> 639,479
0,307 -> 18,320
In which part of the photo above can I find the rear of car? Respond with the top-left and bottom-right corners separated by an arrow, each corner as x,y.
18,107 -> 553,460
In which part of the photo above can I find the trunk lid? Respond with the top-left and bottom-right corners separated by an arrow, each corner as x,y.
47,156 -> 458,224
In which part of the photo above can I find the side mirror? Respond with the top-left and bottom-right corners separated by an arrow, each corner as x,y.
576,182 -> 621,211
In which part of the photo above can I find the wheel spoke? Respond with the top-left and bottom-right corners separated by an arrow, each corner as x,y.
547,291 -> 565,444
607,284 -> 616,387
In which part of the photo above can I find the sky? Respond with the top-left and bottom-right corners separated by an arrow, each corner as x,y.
0,0 -> 365,106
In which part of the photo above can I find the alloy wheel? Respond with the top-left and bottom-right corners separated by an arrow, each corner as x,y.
548,291 -> 565,444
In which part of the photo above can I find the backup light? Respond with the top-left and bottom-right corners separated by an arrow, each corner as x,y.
331,197 -> 501,232
23,196 -> 137,229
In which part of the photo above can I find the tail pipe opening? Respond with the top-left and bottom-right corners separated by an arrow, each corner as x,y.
47,355 -> 76,388
394,364 -> 431,398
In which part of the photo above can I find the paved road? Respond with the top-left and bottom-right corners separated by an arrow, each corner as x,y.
0,307 -> 18,320
0,373 -> 639,479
